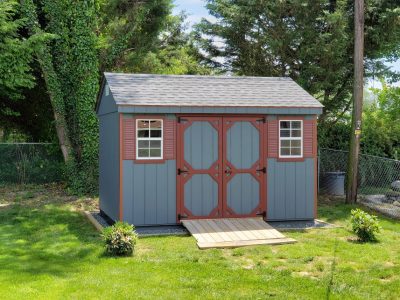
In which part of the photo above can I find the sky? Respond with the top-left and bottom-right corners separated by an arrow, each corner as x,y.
173,0 -> 214,26
173,0 -> 399,86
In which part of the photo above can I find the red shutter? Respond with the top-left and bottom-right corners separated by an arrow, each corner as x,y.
303,119 -> 316,157
122,117 -> 135,160
164,119 -> 176,160
267,119 -> 279,158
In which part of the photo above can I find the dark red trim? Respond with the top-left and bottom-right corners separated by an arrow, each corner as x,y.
277,158 -> 305,162
313,118 -> 318,218
176,113 -> 266,117
119,114 -> 123,221
278,116 -> 306,120
134,159 -> 166,164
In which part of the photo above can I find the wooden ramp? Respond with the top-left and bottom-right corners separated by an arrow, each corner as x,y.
182,218 -> 296,249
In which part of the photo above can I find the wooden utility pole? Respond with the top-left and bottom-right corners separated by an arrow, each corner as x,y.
346,0 -> 364,203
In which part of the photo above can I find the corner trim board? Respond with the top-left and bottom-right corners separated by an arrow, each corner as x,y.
119,113 -> 123,221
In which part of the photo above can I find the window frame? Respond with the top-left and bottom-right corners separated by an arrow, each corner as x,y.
136,119 -> 163,160
279,120 -> 303,158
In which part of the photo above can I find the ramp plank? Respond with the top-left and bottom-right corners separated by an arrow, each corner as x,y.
182,218 -> 296,249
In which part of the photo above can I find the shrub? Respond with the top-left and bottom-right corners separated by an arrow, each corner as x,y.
102,222 -> 138,256
350,209 -> 381,242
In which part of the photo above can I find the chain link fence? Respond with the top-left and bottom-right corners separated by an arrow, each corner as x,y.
0,143 -> 64,184
319,148 -> 400,218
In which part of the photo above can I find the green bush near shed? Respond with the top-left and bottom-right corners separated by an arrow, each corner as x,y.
102,222 -> 138,256
350,208 -> 381,242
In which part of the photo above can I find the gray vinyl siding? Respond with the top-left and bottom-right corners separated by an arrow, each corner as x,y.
118,106 -> 322,115
99,112 -> 119,221
267,158 -> 315,220
122,160 -> 176,226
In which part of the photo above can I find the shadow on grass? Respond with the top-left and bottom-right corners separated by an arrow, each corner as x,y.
0,204 -> 101,281
346,236 -> 380,244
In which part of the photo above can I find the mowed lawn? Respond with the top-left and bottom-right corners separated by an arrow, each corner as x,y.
0,185 -> 399,299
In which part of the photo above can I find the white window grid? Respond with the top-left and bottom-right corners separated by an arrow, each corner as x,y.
136,119 -> 163,160
279,120 -> 303,158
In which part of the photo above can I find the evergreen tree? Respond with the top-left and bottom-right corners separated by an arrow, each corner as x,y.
195,0 -> 400,119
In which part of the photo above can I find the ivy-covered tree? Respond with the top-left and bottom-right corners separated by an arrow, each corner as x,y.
195,0 -> 400,119
43,0 -> 100,193
21,0 -> 100,193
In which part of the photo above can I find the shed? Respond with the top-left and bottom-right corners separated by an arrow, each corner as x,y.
96,73 -> 323,226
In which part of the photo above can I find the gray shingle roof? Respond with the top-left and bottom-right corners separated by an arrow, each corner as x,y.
104,72 -> 323,108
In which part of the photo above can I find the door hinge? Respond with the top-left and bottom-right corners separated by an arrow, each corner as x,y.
257,117 -> 266,123
256,211 -> 266,218
177,117 -> 187,124
256,167 -> 266,173
178,213 -> 188,220
177,168 -> 188,175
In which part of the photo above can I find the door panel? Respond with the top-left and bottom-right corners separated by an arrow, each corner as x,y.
227,173 -> 260,215
184,121 -> 218,169
184,174 -> 218,216
177,116 -> 266,221
223,117 -> 266,217
226,121 -> 259,169
177,117 -> 222,219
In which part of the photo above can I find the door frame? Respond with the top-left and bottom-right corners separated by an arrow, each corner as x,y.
176,114 -> 267,222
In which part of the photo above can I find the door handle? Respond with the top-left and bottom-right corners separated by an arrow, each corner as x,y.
177,168 -> 188,175
224,169 -> 232,174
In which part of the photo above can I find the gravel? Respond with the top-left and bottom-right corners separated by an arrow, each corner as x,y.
90,212 -> 189,237
268,219 -> 337,230
91,211 -> 335,235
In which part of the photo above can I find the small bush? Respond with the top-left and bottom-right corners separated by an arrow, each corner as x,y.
350,209 -> 381,242
102,222 -> 138,256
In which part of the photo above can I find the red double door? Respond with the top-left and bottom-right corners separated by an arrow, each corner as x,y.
177,116 -> 266,220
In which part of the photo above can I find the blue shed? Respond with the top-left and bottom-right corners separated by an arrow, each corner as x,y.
96,73 -> 323,226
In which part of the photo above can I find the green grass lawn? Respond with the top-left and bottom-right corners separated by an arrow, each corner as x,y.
0,185 -> 399,299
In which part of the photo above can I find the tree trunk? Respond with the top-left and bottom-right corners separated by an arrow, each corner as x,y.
346,0 -> 364,204
20,0 -> 72,162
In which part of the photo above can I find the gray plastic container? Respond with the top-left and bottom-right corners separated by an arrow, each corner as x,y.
320,172 -> 346,195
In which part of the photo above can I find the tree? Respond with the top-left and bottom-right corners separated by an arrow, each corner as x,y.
0,0 -> 48,127
124,14 -> 212,75
19,0 -> 184,193
20,0 -> 99,193
195,0 -> 400,119
98,0 -> 172,72
363,83 -> 400,159
20,0 -> 73,162
99,4 -> 211,75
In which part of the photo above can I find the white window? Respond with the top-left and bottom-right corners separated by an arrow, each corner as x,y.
136,119 -> 163,159
279,120 -> 303,158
